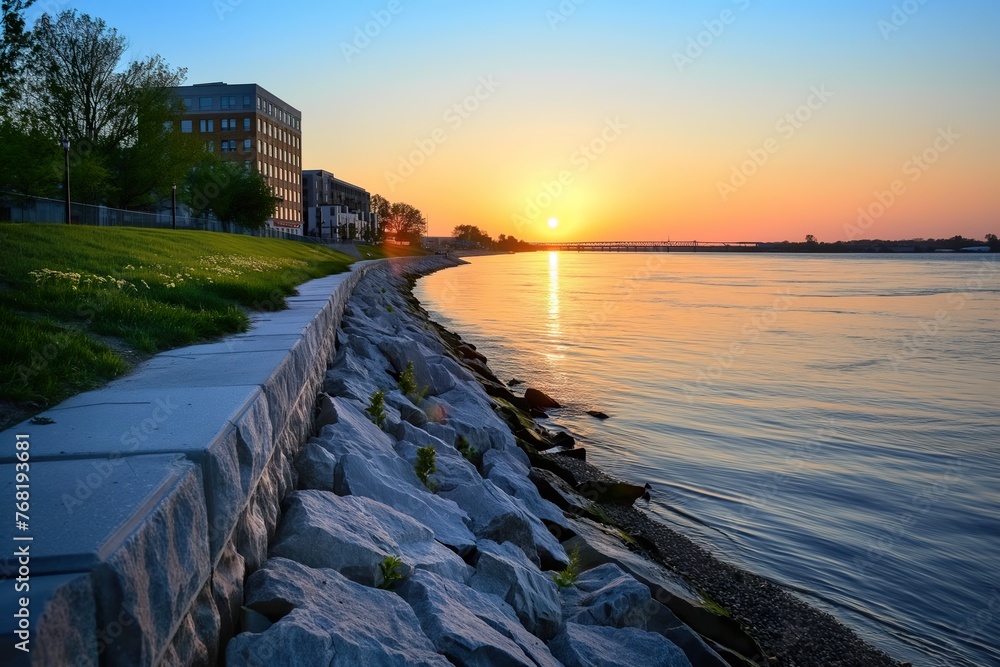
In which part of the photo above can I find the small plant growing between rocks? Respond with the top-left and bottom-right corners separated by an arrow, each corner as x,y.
552,547 -> 581,588
366,389 -> 387,429
456,434 -> 478,461
415,445 -> 438,492
398,361 -> 428,402
386,304 -> 395,313
378,555 -> 405,589
381,287 -> 386,294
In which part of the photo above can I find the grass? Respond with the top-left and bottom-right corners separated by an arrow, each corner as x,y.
552,547 -> 582,588
0,223 -> 355,417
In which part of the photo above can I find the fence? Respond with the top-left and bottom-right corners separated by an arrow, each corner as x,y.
0,192 -> 326,245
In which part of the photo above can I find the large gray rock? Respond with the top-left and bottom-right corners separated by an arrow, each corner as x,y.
484,449 -> 569,531
394,432 -> 482,494
562,515 -> 704,615
564,563 -> 654,629
227,558 -> 449,667
335,453 -> 476,554
442,478 -> 566,567
270,491 -> 470,586
471,540 -> 562,640
548,622 -> 692,667
379,337 -> 436,393
398,570 -> 561,667
294,441 -> 337,491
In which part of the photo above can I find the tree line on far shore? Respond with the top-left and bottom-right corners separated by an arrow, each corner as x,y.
451,225 -> 534,252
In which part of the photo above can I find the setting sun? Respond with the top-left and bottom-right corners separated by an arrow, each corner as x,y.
547,217 -> 559,229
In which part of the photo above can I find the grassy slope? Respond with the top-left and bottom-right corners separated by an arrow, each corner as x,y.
0,224 -> 354,415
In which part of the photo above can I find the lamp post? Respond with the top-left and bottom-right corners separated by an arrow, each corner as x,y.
171,184 -> 177,229
61,137 -> 71,224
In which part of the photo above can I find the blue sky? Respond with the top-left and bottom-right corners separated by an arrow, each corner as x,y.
36,0 -> 1000,240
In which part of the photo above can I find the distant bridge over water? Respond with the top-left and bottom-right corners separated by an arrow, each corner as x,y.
534,240 -> 764,252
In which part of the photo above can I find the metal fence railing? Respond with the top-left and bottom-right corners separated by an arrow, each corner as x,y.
0,192 -> 327,245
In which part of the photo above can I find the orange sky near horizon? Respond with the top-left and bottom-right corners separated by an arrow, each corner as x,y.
70,0 -> 1000,243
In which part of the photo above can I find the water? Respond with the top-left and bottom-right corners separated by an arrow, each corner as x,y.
416,252 -> 1000,667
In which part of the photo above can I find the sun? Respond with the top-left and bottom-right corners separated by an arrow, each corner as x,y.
547,217 -> 559,229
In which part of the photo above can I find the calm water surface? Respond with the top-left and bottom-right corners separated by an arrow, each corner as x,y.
416,253 -> 1000,667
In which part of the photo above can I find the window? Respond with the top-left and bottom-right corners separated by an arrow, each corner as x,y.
221,96 -> 236,109
222,140 -> 237,153
221,119 -> 230,131
257,118 -> 261,132
199,119 -> 214,132
183,98 -> 192,110
243,95 -> 251,108
244,118 -> 251,131
181,120 -> 193,133
199,97 -> 212,110
243,139 -> 251,152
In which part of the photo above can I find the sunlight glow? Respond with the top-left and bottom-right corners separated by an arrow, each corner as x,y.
548,217 -> 559,229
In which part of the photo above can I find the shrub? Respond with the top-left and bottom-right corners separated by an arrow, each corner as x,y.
415,445 -> 438,492
398,360 -> 427,401
378,555 -> 405,589
366,389 -> 387,429
456,434 -> 478,461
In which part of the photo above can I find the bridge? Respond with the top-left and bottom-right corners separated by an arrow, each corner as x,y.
533,240 -> 763,252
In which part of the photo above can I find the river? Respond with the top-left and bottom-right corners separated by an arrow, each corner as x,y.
416,252 -> 1000,667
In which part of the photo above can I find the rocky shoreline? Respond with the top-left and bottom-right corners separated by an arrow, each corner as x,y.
224,257 -> 907,667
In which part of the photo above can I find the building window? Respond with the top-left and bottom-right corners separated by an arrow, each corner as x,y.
221,95 -> 236,109
244,118 -> 251,131
243,95 -> 251,108
221,119 -> 229,131
181,120 -> 193,133
183,98 -> 192,110
199,119 -> 214,132
199,97 -> 212,110
243,139 -> 251,152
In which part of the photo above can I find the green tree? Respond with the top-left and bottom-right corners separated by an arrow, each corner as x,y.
0,0 -> 36,101
0,120 -> 60,198
184,157 -> 278,230
3,10 -> 196,206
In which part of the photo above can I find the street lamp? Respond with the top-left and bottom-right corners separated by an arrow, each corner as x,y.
61,137 -> 71,224
171,184 -> 177,229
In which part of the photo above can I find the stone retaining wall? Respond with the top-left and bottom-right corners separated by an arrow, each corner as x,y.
0,256 -> 454,666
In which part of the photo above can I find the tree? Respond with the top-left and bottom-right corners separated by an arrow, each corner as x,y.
184,157 -> 278,230
453,224 -> 493,248
373,197 -> 427,243
986,233 -> 998,251
3,10 -> 196,206
0,0 -> 35,100
805,234 -> 817,244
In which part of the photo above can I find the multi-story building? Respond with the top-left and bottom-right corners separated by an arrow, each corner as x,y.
171,82 -> 303,233
301,170 -> 373,240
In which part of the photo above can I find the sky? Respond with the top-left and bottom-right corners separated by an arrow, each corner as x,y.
39,0 -> 1000,242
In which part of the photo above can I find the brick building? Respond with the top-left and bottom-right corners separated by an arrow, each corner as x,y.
171,82 -> 303,233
